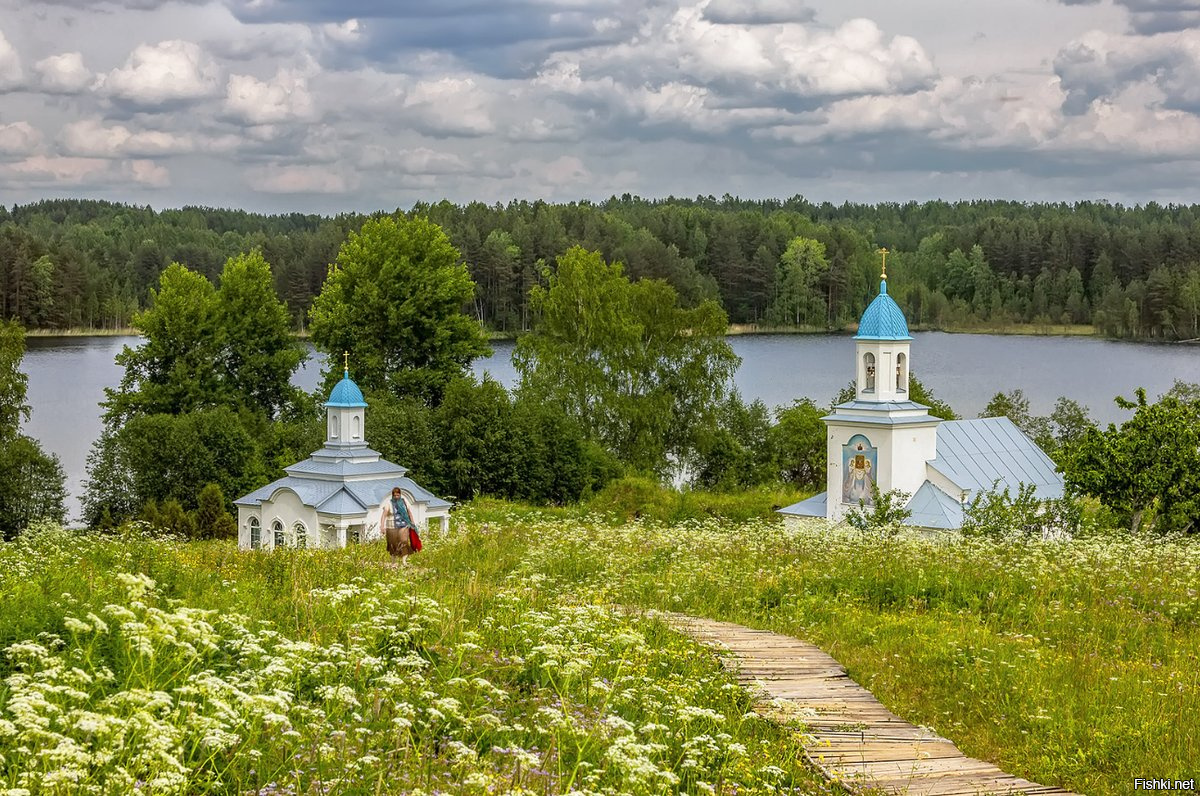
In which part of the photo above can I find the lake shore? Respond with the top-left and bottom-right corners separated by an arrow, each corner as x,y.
484,322 -> 1100,340
19,321 -> 1104,340
24,326 -> 137,337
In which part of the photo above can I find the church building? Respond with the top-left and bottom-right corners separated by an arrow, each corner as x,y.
234,365 -> 451,550
779,263 -> 1063,530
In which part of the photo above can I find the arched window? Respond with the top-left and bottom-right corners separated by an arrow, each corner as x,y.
352,414 -> 361,440
896,353 -> 907,393
249,517 -> 261,549
330,415 -> 340,439
272,520 -> 285,548
863,353 -> 876,392
294,521 -> 308,549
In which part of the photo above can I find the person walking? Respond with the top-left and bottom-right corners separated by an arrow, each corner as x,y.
382,487 -> 416,565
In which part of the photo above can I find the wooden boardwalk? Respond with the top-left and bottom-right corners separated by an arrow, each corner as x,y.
667,614 -> 1081,796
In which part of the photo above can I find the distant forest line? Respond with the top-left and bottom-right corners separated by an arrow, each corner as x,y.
3,196 -> 1200,340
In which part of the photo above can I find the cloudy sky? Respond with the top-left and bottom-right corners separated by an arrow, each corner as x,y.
0,0 -> 1198,212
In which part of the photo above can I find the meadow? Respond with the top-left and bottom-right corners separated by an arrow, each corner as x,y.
1,502 -> 1197,795
0,519 -> 834,796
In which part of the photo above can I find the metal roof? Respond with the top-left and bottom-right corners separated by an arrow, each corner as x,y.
326,372 -> 367,407
928,417 -> 1063,500
286,456 -> 406,478
855,280 -> 913,340
904,481 -> 964,529
236,473 -> 451,513
316,488 -> 371,514
777,492 -> 827,518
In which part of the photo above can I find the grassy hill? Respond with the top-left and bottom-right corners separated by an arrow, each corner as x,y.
1,503 -> 1196,794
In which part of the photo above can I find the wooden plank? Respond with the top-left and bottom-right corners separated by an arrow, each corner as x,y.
661,612 -> 1083,796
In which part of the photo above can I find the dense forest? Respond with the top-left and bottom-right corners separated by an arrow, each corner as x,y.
3,196 -> 1200,339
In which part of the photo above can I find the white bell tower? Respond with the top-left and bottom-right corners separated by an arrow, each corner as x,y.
325,352 -> 368,449
824,251 -> 940,522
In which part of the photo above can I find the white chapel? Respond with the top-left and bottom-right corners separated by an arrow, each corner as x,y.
779,264 -> 1064,530
234,366 -> 451,550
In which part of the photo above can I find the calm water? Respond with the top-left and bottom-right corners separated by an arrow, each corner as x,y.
21,333 -> 1200,518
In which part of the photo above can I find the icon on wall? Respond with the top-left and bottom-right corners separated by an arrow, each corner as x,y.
842,435 -> 877,505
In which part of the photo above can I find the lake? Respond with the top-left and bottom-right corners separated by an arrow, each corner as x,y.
21,332 -> 1200,519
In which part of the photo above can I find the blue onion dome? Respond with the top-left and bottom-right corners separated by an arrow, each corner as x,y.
326,369 -> 367,407
855,279 -> 913,340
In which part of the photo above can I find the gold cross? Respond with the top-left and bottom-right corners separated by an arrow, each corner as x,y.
878,247 -> 889,280
343,350 -> 349,373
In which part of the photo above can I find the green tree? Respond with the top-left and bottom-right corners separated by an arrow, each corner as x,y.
962,482 -> 1082,539
0,319 -> 30,436
769,398 -> 827,487
432,376 -> 518,500
1063,389 -> 1200,534
692,393 -> 775,490
193,482 -> 237,540
845,484 -> 912,536
980,388 -> 1051,445
1042,397 -> 1095,463
216,250 -> 304,419
981,389 -> 1032,428
768,237 -> 828,326
0,436 -> 67,539
104,263 -> 222,424
86,408 -> 264,517
514,246 -> 738,474
159,498 -> 195,539
309,215 -> 490,404
509,393 -> 619,503
0,320 -> 67,538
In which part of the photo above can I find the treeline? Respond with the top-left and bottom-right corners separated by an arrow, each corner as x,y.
3,197 -> 1200,339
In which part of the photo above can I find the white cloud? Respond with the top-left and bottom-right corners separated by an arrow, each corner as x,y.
402,77 -> 496,136
703,0 -> 814,25
99,39 -> 222,107
322,19 -> 363,44
225,69 -> 315,124
560,6 -> 936,99
58,118 -> 194,158
1056,84 -> 1200,158
127,158 -> 171,187
33,52 -> 93,94
0,28 -> 23,90
2,155 -> 112,185
249,164 -> 355,193
768,75 -> 1064,149
357,145 -> 469,174
1054,28 -> 1200,112
0,122 -> 42,157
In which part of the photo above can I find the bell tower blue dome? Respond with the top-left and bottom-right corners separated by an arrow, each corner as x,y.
855,279 -> 912,340
326,369 -> 367,408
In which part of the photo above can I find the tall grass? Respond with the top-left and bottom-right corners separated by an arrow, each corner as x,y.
4,503 -> 1196,796
0,520 -> 835,795
469,510 -> 1199,796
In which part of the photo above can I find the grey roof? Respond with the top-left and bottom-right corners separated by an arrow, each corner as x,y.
778,492 -> 827,518
833,400 -> 932,412
235,477 -> 341,508
286,453 -> 407,479
928,417 -> 1063,500
823,407 -> 941,426
236,474 -> 451,513
317,488 -> 371,514
344,478 -> 451,512
904,482 -> 964,529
